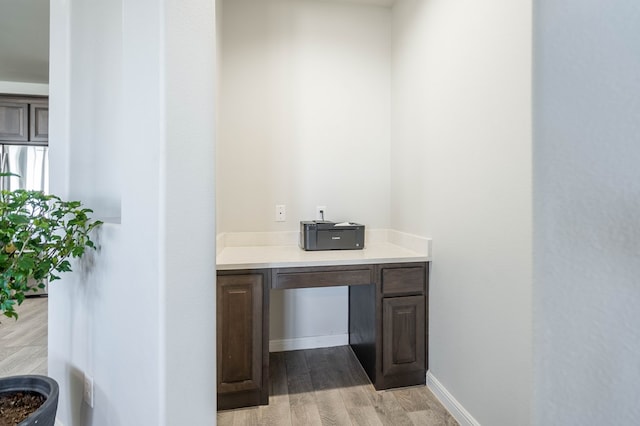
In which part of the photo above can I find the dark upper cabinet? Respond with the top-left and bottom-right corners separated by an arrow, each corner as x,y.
30,103 -> 49,142
0,101 -> 28,141
0,96 -> 48,144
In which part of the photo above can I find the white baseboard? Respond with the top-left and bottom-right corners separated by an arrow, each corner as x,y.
427,371 -> 480,426
269,333 -> 349,352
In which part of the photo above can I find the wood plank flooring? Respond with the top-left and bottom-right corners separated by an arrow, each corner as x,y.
1,298 -> 458,426
0,296 -> 48,378
218,346 -> 458,426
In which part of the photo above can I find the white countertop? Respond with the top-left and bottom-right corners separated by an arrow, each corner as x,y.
216,242 -> 429,270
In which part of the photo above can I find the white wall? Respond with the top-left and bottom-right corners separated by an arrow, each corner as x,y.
217,0 -> 391,233
48,0 -> 216,425
218,0 -> 391,346
533,1 -> 640,424
162,0 -> 217,424
66,0 -> 122,221
391,1 -> 532,425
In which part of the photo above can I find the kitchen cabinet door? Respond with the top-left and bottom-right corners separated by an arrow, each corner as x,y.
382,295 -> 426,379
217,271 -> 269,410
30,103 -> 48,142
0,100 -> 28,141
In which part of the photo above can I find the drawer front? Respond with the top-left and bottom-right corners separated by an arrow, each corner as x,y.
273,265 -> 373,289
381,265 -> 425,296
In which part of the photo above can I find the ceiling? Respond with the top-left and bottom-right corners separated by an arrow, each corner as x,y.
0,0 -> 49,83
0,0 -> 396,85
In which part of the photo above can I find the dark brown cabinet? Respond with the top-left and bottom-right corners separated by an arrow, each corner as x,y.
216,261 -> 428,410
0,96 -> 48,144
216,271 -> 269,410
373,262 -> 428,390
0,100 -> 28,141
29,103 -> 49,142
382,295 -> 425,378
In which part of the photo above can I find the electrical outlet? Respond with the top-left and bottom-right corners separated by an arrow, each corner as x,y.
83,373 -> 94,408
316,206 -> 327,221
275,204 -> 286,222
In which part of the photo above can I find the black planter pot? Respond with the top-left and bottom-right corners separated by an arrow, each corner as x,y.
0,375 -> 59,426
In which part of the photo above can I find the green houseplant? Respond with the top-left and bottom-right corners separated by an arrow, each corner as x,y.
0,172 -> 102,320
1,173 -> 102,425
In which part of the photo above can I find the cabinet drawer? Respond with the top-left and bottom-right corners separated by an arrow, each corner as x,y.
272,265 -> 373,289
381,265 -> 425,296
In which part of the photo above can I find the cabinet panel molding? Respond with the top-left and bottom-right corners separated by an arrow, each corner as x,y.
382,296 -> 425,377
219,285 -> 258,388
0,101 -> 28,141
217,270 -> 270,410
30,104 -> 49,142
0,96 -> 48,143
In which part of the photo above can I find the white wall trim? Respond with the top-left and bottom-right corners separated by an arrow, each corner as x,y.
427,371 -> 481,426
269,333 -> 349,352
217,229 -> 431,254
0,81 -> 49,96
388,229 -> 431,256
216,233 -> 225,256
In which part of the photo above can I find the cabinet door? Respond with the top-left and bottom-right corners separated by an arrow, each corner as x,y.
382,295 -> 425,378
30,103 -> 49,142
217,273 -> 264,394
0,101 -> 28,141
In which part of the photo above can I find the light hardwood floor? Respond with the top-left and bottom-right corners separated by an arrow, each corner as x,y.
0,296 -> 48,378
218,346 -> 458,426
1,298 -> 458,426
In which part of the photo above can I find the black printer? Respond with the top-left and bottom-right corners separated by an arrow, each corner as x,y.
300,221 -> 365,251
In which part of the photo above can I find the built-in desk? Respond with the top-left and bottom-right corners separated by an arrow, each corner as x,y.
216,241 -> 430,411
